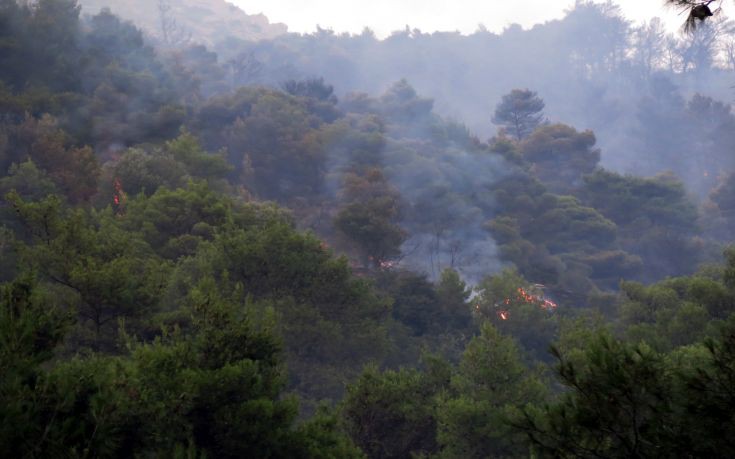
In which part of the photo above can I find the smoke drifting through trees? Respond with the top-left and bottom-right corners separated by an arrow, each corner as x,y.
202,2 -> 735,202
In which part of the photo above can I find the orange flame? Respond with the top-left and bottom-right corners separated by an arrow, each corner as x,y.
112,177 -> 126,215
488,287 -> 558,321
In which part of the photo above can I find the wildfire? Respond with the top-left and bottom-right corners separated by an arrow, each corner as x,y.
379,260 -> 397,270
477,286 -> 558,322
516,287 -> 557,311
368,256 -> 398,270
112,177 -> 127,215
517,287 -> 535,303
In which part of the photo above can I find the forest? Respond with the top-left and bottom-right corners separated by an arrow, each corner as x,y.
1,0 -> 735,457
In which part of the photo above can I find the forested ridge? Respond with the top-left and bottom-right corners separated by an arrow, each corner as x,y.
2,0 -> 735,457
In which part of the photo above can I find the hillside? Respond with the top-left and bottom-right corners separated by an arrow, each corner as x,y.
78,0 -> 287,45
3,1 -> 735,457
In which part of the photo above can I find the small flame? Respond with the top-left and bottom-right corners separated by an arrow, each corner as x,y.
379,260 -> 397,270
490,286 -> 558,321
112,177 -> 126,215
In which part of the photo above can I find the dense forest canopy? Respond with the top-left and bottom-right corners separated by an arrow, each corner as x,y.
2,0 -> 735,457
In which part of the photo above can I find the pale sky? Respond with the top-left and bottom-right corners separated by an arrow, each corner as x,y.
232,0 -> 686,37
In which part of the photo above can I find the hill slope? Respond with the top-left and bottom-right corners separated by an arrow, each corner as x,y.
78,0 -> 287,45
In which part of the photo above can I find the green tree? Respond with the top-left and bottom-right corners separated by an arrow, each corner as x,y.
521,320 -> 735,458
0,160 -> 58,201
119,182 -> 233,259
0,274 -> 69,457
379,79 -> 434,124
164,130 -> 232,181
583,169 -> 698,233
342,359 -> 451,459
25,0 -> 83,92
7,192 -> 168,351
4,116 -> 99,203
675,316 -> 735,457
520,123 -> 600,194
164,205 -> 390,403
708,172 -> 735,238
521,333 -> 675,457
438,323 -> 547,458
0,277 -> 363,457
381,270 -> 442,336
193,87 -> 329,201
475,268 -> 559,360
436,268 -> 473,331
492,89 -> 546,141
334,168 -> 406,268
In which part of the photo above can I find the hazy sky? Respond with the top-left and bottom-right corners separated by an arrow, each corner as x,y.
233,0 -> 684,37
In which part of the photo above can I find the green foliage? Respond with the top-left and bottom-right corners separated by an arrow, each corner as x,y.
164,130 -> 232,181
0,160 -> 58,200
7,191 -> 169,350
192,87 -> 330,200
0,274 -> 68,375
436,268 -> 473,331
530,196 -> 617,251
0,278 -> 362,457
334,168 -> 406,268
725,245 -> 735,289
342,362 -> 450,459
120,182 -> 233,258
583,169 -> 698,231
437,323 -> 547,458
475,268 -> 559,359
0,275 -> 69,457
582,169 -> 704,281
708,171 -> 735,238
380,270 -> 443,336
521,319 -> 735,458
378,79 -> 434,124
487,170 -> 628,300
618,264 -> 735,351
136,187 -> 392,403
492,89 -> 546,141
106,147 -> 188,197
520,123 -> 600,194
521,334 -> 676,458
676,316 -> 735,458
1,115 -> 99,203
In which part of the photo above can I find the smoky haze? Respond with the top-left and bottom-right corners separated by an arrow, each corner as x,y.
58,0 -> 735,296
214,2 -> 735,199
7,1 -> 735,456
233,0 -> 683,38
